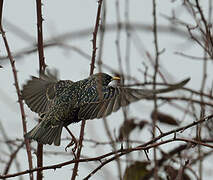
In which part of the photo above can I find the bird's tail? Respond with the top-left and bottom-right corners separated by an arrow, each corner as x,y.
25,119 -> 63,146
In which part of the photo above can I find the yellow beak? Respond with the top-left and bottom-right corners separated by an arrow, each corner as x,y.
112,76 -> 120,81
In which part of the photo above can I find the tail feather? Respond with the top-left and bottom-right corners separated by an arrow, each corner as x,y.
25,120 -> 63,146
54,126 -> 63,146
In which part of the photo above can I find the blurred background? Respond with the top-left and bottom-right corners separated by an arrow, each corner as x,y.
0,0 -> 213,179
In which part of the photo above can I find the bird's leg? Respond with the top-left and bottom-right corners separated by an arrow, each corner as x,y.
65,126 -> 78,154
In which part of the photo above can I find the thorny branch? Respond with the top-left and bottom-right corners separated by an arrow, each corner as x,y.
71,1 -> 103,180
1,114 -> 213,179
0,1 -> 34,179
152,0 -> 159,179
35,0 -> 46,180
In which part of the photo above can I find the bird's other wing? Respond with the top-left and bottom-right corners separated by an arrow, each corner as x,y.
78,78 -> 190,120
144,78 -> 190,94
22,69 -> 73,114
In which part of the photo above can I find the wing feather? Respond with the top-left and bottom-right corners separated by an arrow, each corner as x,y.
22,70 -> 73,114
78,78 -> 190,120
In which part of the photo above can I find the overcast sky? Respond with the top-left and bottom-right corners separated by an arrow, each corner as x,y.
0,1 -> 213,179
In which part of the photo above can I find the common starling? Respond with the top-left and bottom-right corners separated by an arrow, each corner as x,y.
22,71 -> 189,146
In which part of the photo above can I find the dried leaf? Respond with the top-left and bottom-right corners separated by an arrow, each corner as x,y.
118,119 -> 137,141
151,110 -> 179,126
164,165 -> 190,180
137,120 -> 147,130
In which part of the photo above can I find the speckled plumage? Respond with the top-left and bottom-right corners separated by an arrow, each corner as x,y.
22,71 -> 190,146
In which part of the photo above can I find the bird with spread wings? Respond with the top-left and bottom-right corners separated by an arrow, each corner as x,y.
22,70 -> 190,147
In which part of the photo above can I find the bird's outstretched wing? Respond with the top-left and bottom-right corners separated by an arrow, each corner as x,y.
22,70 -> 73,114
78,78 -> 190,120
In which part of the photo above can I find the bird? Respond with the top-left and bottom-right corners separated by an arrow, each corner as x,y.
22,70 -> 190,146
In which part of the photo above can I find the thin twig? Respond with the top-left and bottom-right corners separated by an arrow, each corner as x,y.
0,122 -> 23,178
35,0 -> 46,179
1,114 -> 213,179
83,137 -> 213,180
71,1 -> 103,179
152,0 -> 159,179
3,142 -> 25,175
36,0 -> 46,75
0,1 -> 34,179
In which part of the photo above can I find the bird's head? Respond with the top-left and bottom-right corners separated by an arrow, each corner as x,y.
92,73 -> 120,86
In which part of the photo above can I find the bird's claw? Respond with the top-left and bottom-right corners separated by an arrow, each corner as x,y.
65,138 -> 78,157
64,126 -> 78,155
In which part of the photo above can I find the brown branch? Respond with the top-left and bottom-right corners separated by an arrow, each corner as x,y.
195,0 -> 213,49
1,136 -> 210,180
152,0 -> 160,178
196,1 -> 210,178
35,0 -> 46,180
107,1 -> 123,179
174,51 -> 212,61
0,0 -> 3,27
4,19 -> 35,43
0,22 -> 201,63
0,1 -> 34,179
156,96 -> 213,107
89,0 -> 103,75
71,1 -> 103,179
3,142 -> 25,175
36,0 -> 46,75
83,137 -> 213,179
0,122 -> 23,176
2,114 -> 213,179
